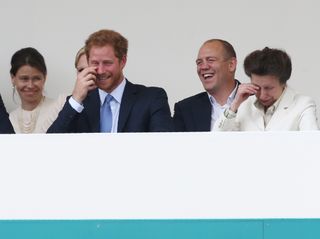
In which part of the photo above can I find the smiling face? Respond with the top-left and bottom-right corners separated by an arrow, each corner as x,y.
88,45 -> 126,93
196,41 -> 236,95
251,74 -> 285,108
11,65 -> 46,109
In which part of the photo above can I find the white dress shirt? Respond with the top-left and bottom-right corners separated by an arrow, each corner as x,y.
208,82 -> 239,130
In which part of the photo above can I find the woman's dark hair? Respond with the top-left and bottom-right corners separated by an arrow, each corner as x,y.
244,47 -> 292,84
10,47 -> 47,76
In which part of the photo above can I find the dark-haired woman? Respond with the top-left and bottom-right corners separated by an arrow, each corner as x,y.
9,47 -> 66,133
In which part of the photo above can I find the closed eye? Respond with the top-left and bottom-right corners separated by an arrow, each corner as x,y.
77,68 -> 84,73
196,60 -> 202,66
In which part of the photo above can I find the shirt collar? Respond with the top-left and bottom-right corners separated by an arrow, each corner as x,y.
99,77 -> 126,105
208,81 -> 239,106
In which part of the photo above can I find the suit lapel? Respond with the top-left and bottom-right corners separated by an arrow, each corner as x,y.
84,89 -> 101,132
118,81 -> 137,132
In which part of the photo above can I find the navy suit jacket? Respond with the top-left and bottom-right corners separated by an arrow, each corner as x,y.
173,80 -> 241,132
47,80 -> 173,133
0,95 -> 14,134
173,92 -> 211,132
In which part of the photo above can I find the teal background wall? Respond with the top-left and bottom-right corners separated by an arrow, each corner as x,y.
1,219 -> 320,239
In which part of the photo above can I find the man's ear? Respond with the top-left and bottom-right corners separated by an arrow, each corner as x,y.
228,57 -> 237,72
120,55 -> 127,69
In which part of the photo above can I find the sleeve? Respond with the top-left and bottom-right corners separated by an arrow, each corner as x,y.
148,88 -> 174,132
298,98 -> 319,130
46,97 -> 79,133
213,108 -> 240,131
0,95 -> 15,134
173,102 -> 186,132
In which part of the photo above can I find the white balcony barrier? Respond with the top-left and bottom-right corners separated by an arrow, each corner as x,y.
0,132 -> 319,219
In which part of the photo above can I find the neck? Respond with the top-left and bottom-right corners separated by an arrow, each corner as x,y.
210,79 -> 236,105
22,96 -> 44,111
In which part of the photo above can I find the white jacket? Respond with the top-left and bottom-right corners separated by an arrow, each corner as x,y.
214,86 -> 319,131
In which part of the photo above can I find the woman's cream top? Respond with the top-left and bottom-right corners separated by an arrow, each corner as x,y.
9,94 -> 67,133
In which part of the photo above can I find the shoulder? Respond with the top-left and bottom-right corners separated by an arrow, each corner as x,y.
55,94 -> 68,109
9,106 -> 22,121
56,93 -> 68,102
285,87 -> 316,107
9,107 -> 20,116
126,81 -> 168,97
175,92 -> 208,107
293,92 -> 315,105
39,95 -> 68,117
43,94 -> 67,108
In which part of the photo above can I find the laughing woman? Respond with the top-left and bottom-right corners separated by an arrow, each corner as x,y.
9,47 -> 66,133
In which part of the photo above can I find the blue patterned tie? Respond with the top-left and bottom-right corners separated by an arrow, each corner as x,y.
100,94 -> 113,132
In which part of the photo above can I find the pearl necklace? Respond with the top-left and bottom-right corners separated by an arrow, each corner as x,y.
18,97 -> 45,133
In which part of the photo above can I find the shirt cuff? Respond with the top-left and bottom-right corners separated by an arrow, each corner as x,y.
224,108 -> 237,119
69,97 -> 84,113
